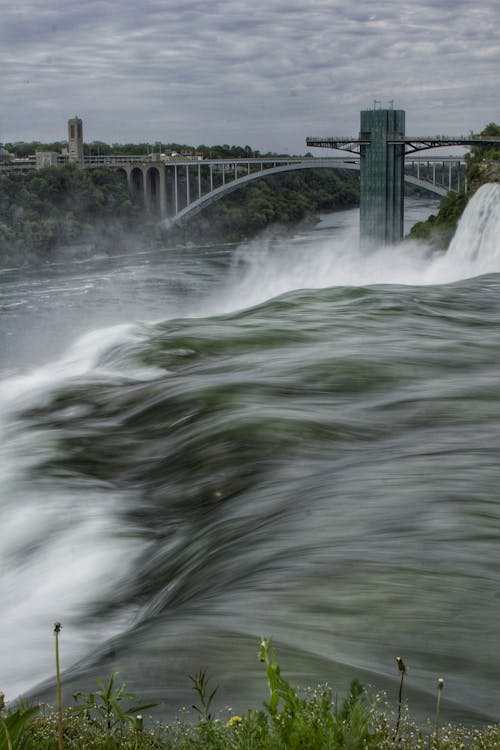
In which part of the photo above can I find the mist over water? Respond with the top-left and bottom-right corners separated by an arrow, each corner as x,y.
1,191 -> 500,721
204,184 -> 500,315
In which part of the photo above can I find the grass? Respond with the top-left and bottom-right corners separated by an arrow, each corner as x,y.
3,632 -> 500,750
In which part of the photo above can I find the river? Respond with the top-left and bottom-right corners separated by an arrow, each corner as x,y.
1,190 -> 500,725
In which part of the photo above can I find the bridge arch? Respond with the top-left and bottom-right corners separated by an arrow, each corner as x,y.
163,161 -> 446,226
146,166 -> 161,215
404,175 -> 447,197
113,167 -> 128,184
165,162 -> 359,225
130,167 -> 145,206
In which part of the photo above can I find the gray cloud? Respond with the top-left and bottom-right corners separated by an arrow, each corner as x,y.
1,0 -> 499,152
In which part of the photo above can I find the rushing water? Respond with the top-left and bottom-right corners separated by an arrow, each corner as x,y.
1,189 -> 500,724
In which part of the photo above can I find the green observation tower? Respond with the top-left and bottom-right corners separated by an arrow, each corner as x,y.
307,106 -> 406,247
308,108 -> 500,247
359,108 -> 405,246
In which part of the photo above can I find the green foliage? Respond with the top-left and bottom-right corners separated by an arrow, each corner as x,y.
0,703 -> 39,750
5,142 -> 66,158
24,710 -> 170,750
189,670 -> 218,721
408,121 -> 500,248
14,635 -> 500,750
6,138 -> 304,160
70,672 -> 157,732
0,165 -> 149,266
467,122 -> 500,163
408,190 -> 469,248
257,637 -> 374,750
258,637 -> 300,718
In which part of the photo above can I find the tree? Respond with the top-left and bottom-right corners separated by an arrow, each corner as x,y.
0,165 -> 150,266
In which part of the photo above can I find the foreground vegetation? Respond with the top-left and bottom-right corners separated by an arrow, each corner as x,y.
3,633 -> 500,750
408,122 -> 500,248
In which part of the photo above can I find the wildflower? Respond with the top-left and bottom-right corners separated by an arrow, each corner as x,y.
226,715 -> 244,729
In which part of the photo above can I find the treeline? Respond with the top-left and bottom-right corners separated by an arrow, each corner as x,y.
164,169 -> 360,244
0,165 -> 152,267
4,140 -> 297,160
408,122 -> 500,247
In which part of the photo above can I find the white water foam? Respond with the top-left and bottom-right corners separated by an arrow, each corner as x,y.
212,184 -> 500,313
0,323 -> 160,700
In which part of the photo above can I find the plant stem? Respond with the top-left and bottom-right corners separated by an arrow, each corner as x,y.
54,622 -> 64,750
434,678 -> 444,746
0,716 -> 13,750
393,656 -> 407,742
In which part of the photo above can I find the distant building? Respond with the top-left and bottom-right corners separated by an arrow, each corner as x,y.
35,151 -> 65,169
68,116 -> 84,164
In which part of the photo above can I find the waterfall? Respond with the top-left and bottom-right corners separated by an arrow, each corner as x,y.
447,183 -> 500,272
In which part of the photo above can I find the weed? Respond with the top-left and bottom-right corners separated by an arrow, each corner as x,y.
393,655 -> 407,742
258,636 -> 301,718
433,677 -> 444,747
258,636 -> 375,750
189,669 -> 218,721
70,672 -> 157,732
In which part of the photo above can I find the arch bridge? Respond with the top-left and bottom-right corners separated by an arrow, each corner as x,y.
92,154 -> 465,225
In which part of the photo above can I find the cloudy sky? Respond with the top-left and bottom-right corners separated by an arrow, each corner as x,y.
1,0 -> 499,154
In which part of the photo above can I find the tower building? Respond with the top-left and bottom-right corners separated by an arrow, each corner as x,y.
68,117 -> 84,164
359,108 -> 405,246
